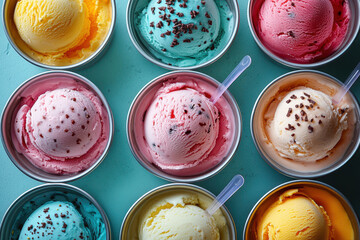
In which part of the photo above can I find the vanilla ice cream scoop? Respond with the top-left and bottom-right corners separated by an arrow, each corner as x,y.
268,88 -> 348,162
139,194 -> 220,240
140,205 -> 219,240
14,0 -> 90,54
257,189 -> 333,240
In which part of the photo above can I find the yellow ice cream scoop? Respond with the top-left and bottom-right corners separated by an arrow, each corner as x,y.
257,189 -> 333,240
14,0 -> 90,54
140,204 -> 220,240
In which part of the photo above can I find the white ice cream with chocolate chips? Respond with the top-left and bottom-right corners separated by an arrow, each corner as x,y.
268,88 -> 348,162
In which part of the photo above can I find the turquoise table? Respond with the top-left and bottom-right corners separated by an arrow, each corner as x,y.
1,0 -> 359,238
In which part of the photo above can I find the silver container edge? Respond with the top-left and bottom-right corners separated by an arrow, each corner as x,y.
120,183 -> 237,240
247,0 -> 360,69
126,0 -> 240,70
243,179 -> 360,239
126,70 -> 242,183
250,70 -> 360,178
1,70 -> 114,182
0,183 -> 111,240
2,0 -> 117,70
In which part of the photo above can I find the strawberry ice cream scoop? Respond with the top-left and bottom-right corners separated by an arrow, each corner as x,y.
13,87 -> 109,175
144,83 -> 220,171
27,89 -> 101,158
256,0 -> 350,63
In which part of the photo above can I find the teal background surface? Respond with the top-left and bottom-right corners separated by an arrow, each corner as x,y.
0,0 -> 359,238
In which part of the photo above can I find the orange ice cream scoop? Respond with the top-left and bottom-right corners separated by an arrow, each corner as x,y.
14,0 -> 90,54
257,189 -> 333,240
12,0 -> 112,66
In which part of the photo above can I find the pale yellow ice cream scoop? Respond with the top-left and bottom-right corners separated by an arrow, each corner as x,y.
257,189 -> 333,240
268,88 -> 348,162
140,203 -> 220,240
14,0 -> 90,54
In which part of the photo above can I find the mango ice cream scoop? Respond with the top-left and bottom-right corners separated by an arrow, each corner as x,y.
256,189 -> 333,239
14,0 -> 90,54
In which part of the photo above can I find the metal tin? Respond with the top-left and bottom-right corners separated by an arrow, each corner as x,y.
0,183 -> 111,239
2,0 -> 116,70
243,180 -> 360,239
1,71 -> 114,182
120,183 -> 237,239
247,0 -> 360,69
126,0 -> 240,70
250,70 -> 360,178
127,71 -> 242,182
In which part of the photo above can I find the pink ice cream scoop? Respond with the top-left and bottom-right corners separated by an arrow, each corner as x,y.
256,0 -> 350,63
144,82 -> 222,173
13,87 -> 108,175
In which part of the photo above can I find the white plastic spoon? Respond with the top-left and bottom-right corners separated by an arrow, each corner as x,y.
332,62 -> 360,105
206,174 -> 245,216
211,55 -> 252,104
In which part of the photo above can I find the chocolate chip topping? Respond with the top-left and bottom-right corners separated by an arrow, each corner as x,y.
150,0 -> 213,49
286,108 -> 292,117
308,125 -> 314,133
288,31 -> 295,38
285,124 -> 295,131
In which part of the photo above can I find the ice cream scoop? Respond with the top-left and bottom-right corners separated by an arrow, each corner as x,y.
12,85 -> 109,175
144,83 -> 220,170
136,0 -> 234,67
140,203 -> 220,239
138,175 -> 243,239
138,193 -> 223,239
256,189 -> 333,239
19,201 -> 91,240
9,0 -> 113,66
19,89 -> 101,158
255,0 -> 351,63
268,88 -> 348,162
14,0 -> 90,54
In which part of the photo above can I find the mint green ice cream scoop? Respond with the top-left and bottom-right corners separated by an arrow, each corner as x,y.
18,201 -> 98,240
138,0 -> 234,67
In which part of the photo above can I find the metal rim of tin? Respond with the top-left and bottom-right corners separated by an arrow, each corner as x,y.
0,70 -> 114,183
247,0 -> 360,69
243,179 -> 360,239
126,0 -> 240,70
119,182 -> 237,239
0,183 -> 112,240
2,0 -> 117,70
250,70 -> 360,178
126,70 -> 242,183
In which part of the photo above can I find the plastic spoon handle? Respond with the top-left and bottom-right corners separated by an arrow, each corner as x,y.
206,175 -> 244,216
332,62 -> 360,105
211,55 -> 251,104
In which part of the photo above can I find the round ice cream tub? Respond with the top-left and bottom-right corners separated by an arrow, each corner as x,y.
0,183 -> 111,239
247,0 -> 360,68
126,0 -> 239,70
2,0 -> 116,70
127,70 -> 242,182
243,180 -> 360,239
251,70 -> 360,178
120,183 -> 237,239
1,71 -> 114,182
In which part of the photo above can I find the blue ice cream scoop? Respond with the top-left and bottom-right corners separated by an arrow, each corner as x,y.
19,201 -> 91,240
138,0 -> 233,67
